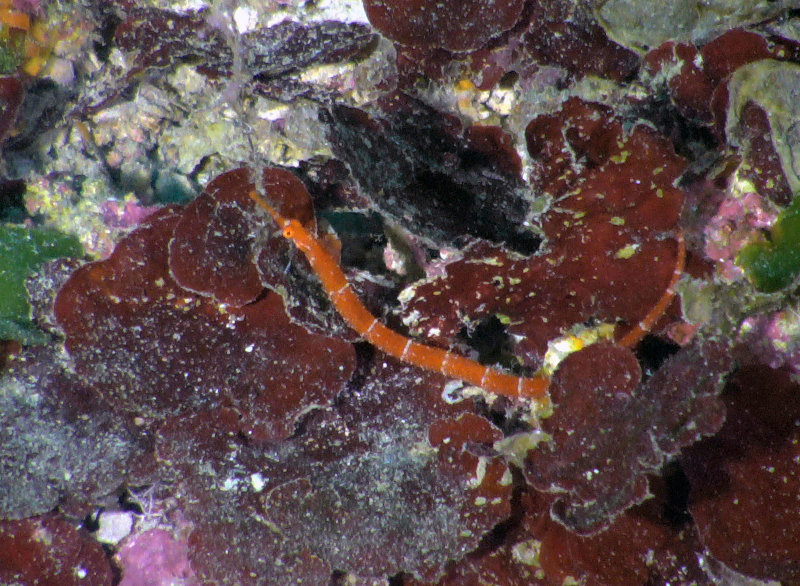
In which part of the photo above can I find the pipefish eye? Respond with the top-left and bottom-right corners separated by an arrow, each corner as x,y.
283,226 -> 295,239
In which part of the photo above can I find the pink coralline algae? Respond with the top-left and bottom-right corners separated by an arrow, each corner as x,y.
739,311 -> 800,375
98,199 -> 161,230
117,529 -> 197,586
703,190 -> 778,282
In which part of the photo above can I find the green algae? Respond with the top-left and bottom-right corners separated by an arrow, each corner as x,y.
0,225 -> 83,344
736,196 -> 800,292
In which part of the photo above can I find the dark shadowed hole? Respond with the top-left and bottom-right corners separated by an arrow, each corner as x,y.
498,70 -> 519,88
83,511 -> 101,532
119,488 -> 146,514
458,315 -> 518,370
92,12 -> 122,62
0,179 -> 26,221
322,210 -> 388,275
661,460 -> 692,526
387,573 -> 405,586
460,146 -> 496,172
507,231 -> 541,256
636,334 -> 680,379
629,94 -> 717,160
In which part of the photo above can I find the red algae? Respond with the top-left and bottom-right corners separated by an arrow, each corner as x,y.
0,346 -> 152,519
157,357 -> 512,581
4,1 -> 800,583
114,7 -> 376,78
54,176 -> 355,440
363,0 -> 524,53
525,340 -> 728,534
683,366 -> 800,583
0,76 -> 23,142
0,514 -> 114,585
323,92 -> 538,251
399,98 -> 686,365
522,0 -> 639,82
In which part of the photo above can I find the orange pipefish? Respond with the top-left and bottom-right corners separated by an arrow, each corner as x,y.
250,190 -> 549,403
250,190 -> 684,406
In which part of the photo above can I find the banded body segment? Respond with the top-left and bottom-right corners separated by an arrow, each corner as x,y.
441,352 -> 495,391
330,285 -> 377,335
401,340 -> 448,373
365,318 -> 414,359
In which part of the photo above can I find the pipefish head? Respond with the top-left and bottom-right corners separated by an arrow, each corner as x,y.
281,219 -> 315,253
248,190 -> 316,251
